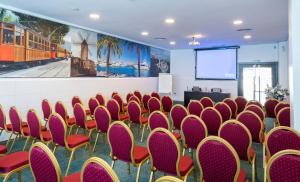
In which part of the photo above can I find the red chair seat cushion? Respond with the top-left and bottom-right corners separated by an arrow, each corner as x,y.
0,145 -> 7,154
85,109 -> 91,115
142,109 -> 148,114
119,114 -> 128,121
22,127 -> 30,136
86,120 -> 96,129
172,132 -> 181,140
67,117 -> 76,125
140,116 -> 148,124
41,126 -> 47,131
237,169 -> 247,182
21,122 -> 28,127
63,172 -> 81,182
179,156 -> 194,176
41,130 -> 52,141
249,147 -> 255,160
67,135 -> 90,148
0,151 -> 29,173
134,145 -> 149,164
6,124 -> 12,131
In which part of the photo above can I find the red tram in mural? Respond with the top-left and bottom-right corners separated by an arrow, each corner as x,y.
0,22 -> 67,68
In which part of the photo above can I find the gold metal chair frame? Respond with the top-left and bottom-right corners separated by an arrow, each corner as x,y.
170,104 -> 189,131
88,97 -> 100,119
0,161 -> 29,182
0,104 -> 11,149
223,98 -> 238,118
41,99 -> 52,128
55,101 -> 75,136
155,176 -> 184,182
109,99 -> 128,122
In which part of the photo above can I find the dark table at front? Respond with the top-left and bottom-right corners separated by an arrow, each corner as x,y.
184,91 -> 231,106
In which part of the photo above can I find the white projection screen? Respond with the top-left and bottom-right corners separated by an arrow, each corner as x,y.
195,48 -> 238,80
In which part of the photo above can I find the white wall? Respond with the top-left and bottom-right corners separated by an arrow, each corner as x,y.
171,41 -> 289,101
0,77 -> 157,141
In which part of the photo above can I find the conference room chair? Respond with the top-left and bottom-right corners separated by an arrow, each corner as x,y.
130,95 -> 148,114
108,121 -> 149,182
107,99 -> 128,121
244,104 -> 265,122
126,92 -> 134,103
199,97 -> 214,108
29,142 -> 81,182
113,94 -> 127,113
41,99 -> 52,127
129,95 -> 141,104
127,101 -> 148,142
71,96 -> 90,115
235,96 -> 248,114
266,149 -> 300,182
147,128 -> 195,182
148,97 -> 162,114
23,109 -> 52,151
214,102 -> 232,122
81,157 -> 120,182
111,91 -> 119,98
170,104 -> 189,132
142,94 -> 151,112
134,90 -> 143,101
148,111 -> 181,140
161,95 -> 173,113
95,93 -> 106,106
274,102 -> 290,116
196,136 -> 247,182
276,107 -> 290,127
236,110 -> 264,144
55,101 -> 76,136
151,92 -> 161,100
200,107 -> 222,136
155,176 -> 184,182
264,99 -> 279,118
219,120 -> 256,182
88,97 -> 100,119
48,113 -> 90,176
187,100 -> 204,117
0,151 -> 29,182
246,100 -> 263,109
93,105 -> 111,152
0,104 -> 8,139
181,115 -> 207,156
223,98 -> 238,119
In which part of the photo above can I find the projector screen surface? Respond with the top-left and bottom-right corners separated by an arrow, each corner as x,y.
195,48 -> 237,80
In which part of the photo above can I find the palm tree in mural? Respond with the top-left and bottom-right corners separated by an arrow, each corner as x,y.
127,43 -> 150,77
97,35 -> 122,77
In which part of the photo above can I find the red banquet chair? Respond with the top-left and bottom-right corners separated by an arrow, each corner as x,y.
129,95 -> 141,104
237,110 -> 264,143
126,92 -> 134,103
214,102 -> 232,122
95,93 -> 106,106
264,99 -> 279,118
245,105 -> 265,123
266,149 -> 300,182
73,103 -> 96,138
41,99 -> 52,127
0,104 -> 8,139
148,111 -> 181,140
88,97 -> 100,118
235,96 -> 248,114
0,151 -> 29,182
148,97 -> 162,114
170,104 -> 189,132
200,107 -> 222,136
276,107 -> 290,127
223,98 -> 238,118
48,113 -> 90,175
142,94 -> 151,111
274,102 -> 290,116
181,115 -> 207,156
108,121 -> 149,182
55,101 -> 76,135
151,92 -> 160,100
81,157 -> 120,182
219,120 -> 256,182
113,94 -> 127,113
196,136 -> 247,182
111,91 -> 119,98
127,101 -> 148,142
246,100 -> 263,109
147,128 -> 195,182
161,95 -> 173,113
134,90 -> 143,101
72,96 -> 90,115
200,97 -> 214,108
107,99 -> 128,121
92,105 -> 112,152
187,100 -> 204,117
29,142 -> 81,182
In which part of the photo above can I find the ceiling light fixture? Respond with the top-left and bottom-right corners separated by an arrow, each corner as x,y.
141,31 -> 149,36
189,37 -> 200,46
169,41 -> 176,45
89,13 -> 100,19
165,18 -> 175,24
244,35 -> 252,39
233,20 -> 243,25
193,34 -> 203,38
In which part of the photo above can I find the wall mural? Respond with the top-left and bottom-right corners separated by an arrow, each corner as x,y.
0,8 -> 170,78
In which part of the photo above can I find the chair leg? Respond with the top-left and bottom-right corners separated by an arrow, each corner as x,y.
93,133 -> 100,152
6,132 -> 13,147
65,150 -> 75,176
193,167 -> 196,182
136,164 -> 142,182
68,125 -> 74,136
8,134 -> 18,153
44,120 -> 48,128
111,160 -> 115,168
22,137 -> 30,151
182,148 -> 186,156
140,124 -> 146,142
18,171 -> 22,182
149,171 -> 154,182
53,145 -> 57,154
264,167 -> 267,182
252,155 -> 256,182
75,127 -> 79,135
127,163 -> 130,174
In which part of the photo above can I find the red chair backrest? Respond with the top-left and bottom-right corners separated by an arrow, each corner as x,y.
148,97 -> 162,113
55,101 -> 68,121
94,106 -> 111,133
246,100 -> 263,109
235,96 -> 248,114
112,94 -> 125,112
111,92 -> 118,98
9,106 -> 22,133
148,111 -> 170,131
245,105 -> 265,122
129,95 -> 141,104
170,105 -> 189,130
88,97 -> 99,116
181,115 -> 207,149
107,99 -> 120,121
223,98 -> 238,118
200,107 -> 222,136
214,102 -> 232,122
127,101 -> 141,124
264,99 -> 279,118
49,113 -> 67,147
142,94 -> 151,110
151,92 -> 160,100
274,102 -> 290,116
72,96 -> 82,107
0,104 -> 6,130
277,107 -> 290,127
187,100 -> 204,117
95,93 -> 105,106
200,97 -> 214,108
161,96 -> 173,113
134,90 -> 142,101
27,109 -> 42,139
41,99 -> 52,121
126,93 -> 134,103
73,103 -> 87,129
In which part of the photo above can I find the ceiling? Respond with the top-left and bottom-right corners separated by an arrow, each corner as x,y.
0,0 -> 288,50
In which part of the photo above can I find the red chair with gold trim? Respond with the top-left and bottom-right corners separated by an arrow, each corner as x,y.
29,142 -> 80,182
72,96 -> 90,115
129,95 -> 141,104
246,100 -> 263,109
274,102 -> 290,116
161,96 -> 173,113
245,105 -> 265,123
95,93 -> 106,106
196,136 -> 247,182
264,99 -> 279,118
55,101 -> 76,135
155,176 -> 184,182
235,96 -> 248,114
126,93 -> 134,103
142,94 -> 151,111
73,103 -> 96,139
148,97 -> 162,114
88,97 -> 100,119
181,115 -> 207,156
49,113 -> 90,175
223,98 -> 238,119
151,92 -> 160,100
187,100 -> 203,117
41,99 -> 52,127
0,105 -> 8,142
148,128 -> 195,182
111,91 -> 119,98
113,94 -> 127,113
170,104 -> 189,133
134,90 -> 143,102
277,107 -> 290,127
108,121 -> 149,182
199,97 -> 214,108
200,107 -> 222,136
214,102 -> 232,122
107,99 -> 128,122
219,120 -> 256,182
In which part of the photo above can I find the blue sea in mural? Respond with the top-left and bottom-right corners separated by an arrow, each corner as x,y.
96,65 -> 151,77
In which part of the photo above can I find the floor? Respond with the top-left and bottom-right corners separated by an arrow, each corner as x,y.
1,111 -> 274,182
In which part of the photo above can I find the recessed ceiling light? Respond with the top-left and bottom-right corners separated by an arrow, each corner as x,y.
165,18 -> 175,24
169,41 -> 176,45
233,20 -> 243,25
193,34 -> 203,38
89,13 -> 100,19
189,37 -> 200,46
141,31 -> 149,36
244,35 -> 252,39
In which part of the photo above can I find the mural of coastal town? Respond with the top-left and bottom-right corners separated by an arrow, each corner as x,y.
0,8 -> 170,78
